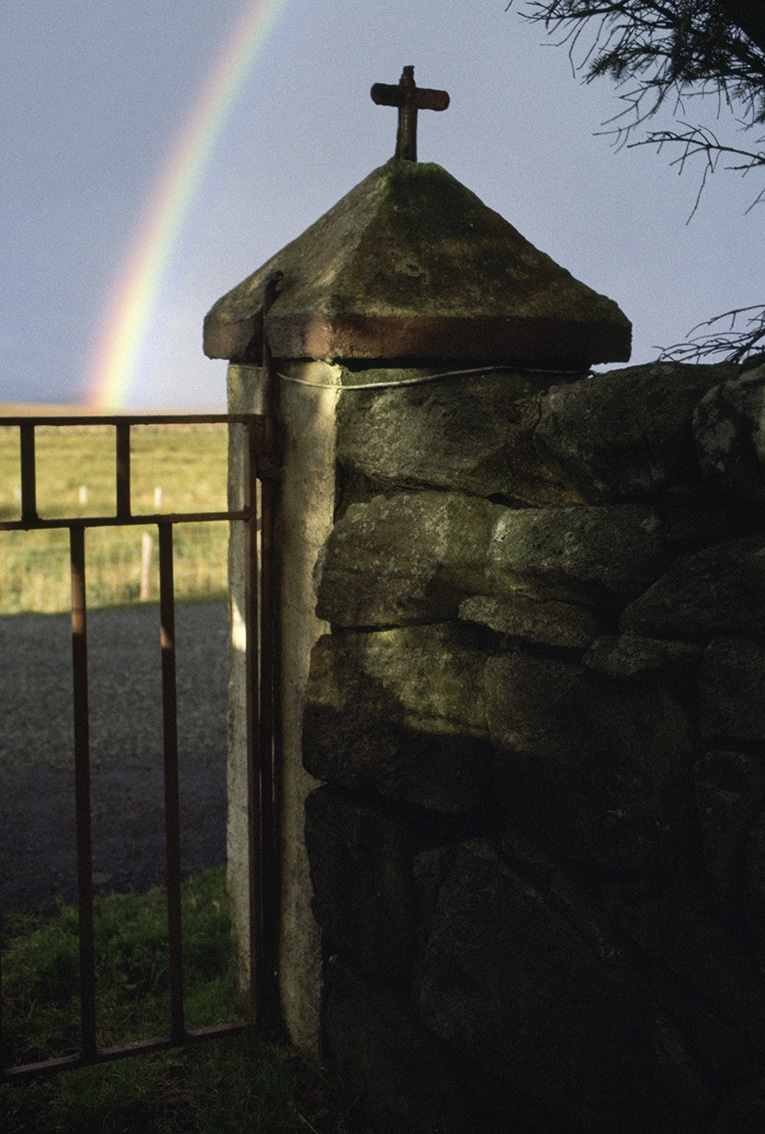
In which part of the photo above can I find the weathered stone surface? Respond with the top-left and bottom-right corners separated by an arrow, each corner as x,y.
694,364 -> 765,499
620,534 -> 765,639
304,787 -> 420,982
655,486 -> 761,555
412,845 -> 458,938
646,963 -> 763,1088
700,637 -> 765,740
584,633 -> 702,679
533,361 -> 735,501
419,840 -> 711,1133
711,1087 -> 765,1134
317,495 -> 666,629
486,503 -> 667,606
459,592 -> 598,649
693,750 -> 765,905
620,895 -> 765,1055
745,809 -> 765,939
485,652 -> 694,869
316,491 -> 500,627
336,369 -> 581,505
303,625 -> 491,811
205,159 -> 631,367
325,959 -> 483,1134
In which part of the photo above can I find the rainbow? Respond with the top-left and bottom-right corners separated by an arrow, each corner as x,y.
85,0 -> 290,409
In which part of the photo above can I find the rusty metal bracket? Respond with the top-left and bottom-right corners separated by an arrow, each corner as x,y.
243,270 -> 284,1035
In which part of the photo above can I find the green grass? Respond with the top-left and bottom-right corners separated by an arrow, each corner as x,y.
0,422 -> 231,614
0,867 -> 363,1133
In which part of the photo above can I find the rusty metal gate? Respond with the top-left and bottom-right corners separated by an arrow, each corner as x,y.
0,408 -> 280,1078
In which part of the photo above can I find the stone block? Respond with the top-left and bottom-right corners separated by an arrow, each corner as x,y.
620,895 -> 765,1056
459,593 -> 599,650
711,1087 -> 765,1134
745,809 -> 765,939
485,652 -> 694,869
325,959 -> 483,1134
533,361 -> 734,501
336,368 -> 580,505
419,840 -> 711,1133
694,364 -> 765,500
486,652 -> 585,765
304,787 -> 420,983
486,503 -> 667,606
303,625 -> 491,812
584,633 -> 702,679
699,637 -> 765,741
693,750 -> 765,905
620,534 -> 765,640
655,486 -> 761,555
412,845 -> 456,937
316,491 -> 500,627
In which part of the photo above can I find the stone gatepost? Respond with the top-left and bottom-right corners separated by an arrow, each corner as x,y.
203,70 -> 631,1057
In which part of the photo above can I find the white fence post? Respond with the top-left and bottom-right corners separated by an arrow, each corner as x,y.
140,530 -> 153,601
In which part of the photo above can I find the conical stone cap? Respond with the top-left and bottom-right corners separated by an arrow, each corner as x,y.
204,158 -> 631,368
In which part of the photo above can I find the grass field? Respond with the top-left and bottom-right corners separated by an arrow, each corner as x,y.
0,867 -> 363,1133
0,417 -> 231,613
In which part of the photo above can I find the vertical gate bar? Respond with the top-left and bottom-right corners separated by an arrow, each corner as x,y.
0,413 -> 261,1078
259,270 -> 283,1029
158,522 -> 185,1044
244,418 -> 263,1018
259,428 -> 279,1024
70,524 -> 97,1061
19,423 -> 38,522
115,423 -> 131,519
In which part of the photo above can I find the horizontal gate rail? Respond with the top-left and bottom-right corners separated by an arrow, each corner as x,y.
0,413 -> 261,532
0,510 -> 249,530
0,411 -> 280,1080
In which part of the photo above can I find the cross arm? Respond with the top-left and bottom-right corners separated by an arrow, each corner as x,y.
370,66 -> 450,161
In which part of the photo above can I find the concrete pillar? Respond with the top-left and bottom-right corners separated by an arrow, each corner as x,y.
226,360 -> 340,1053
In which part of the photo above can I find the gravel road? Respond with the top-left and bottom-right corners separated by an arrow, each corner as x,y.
0,602 -> 229,919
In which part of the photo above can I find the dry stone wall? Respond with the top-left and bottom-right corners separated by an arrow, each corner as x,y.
301,360 -> 765,1133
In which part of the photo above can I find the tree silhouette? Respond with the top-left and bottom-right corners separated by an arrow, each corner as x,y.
509,0 -> 765,363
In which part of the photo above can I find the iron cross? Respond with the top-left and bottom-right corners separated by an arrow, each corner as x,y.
371,66 -> 450,161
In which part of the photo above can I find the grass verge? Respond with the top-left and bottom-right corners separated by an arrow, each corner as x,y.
0,867 -> 362,1133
